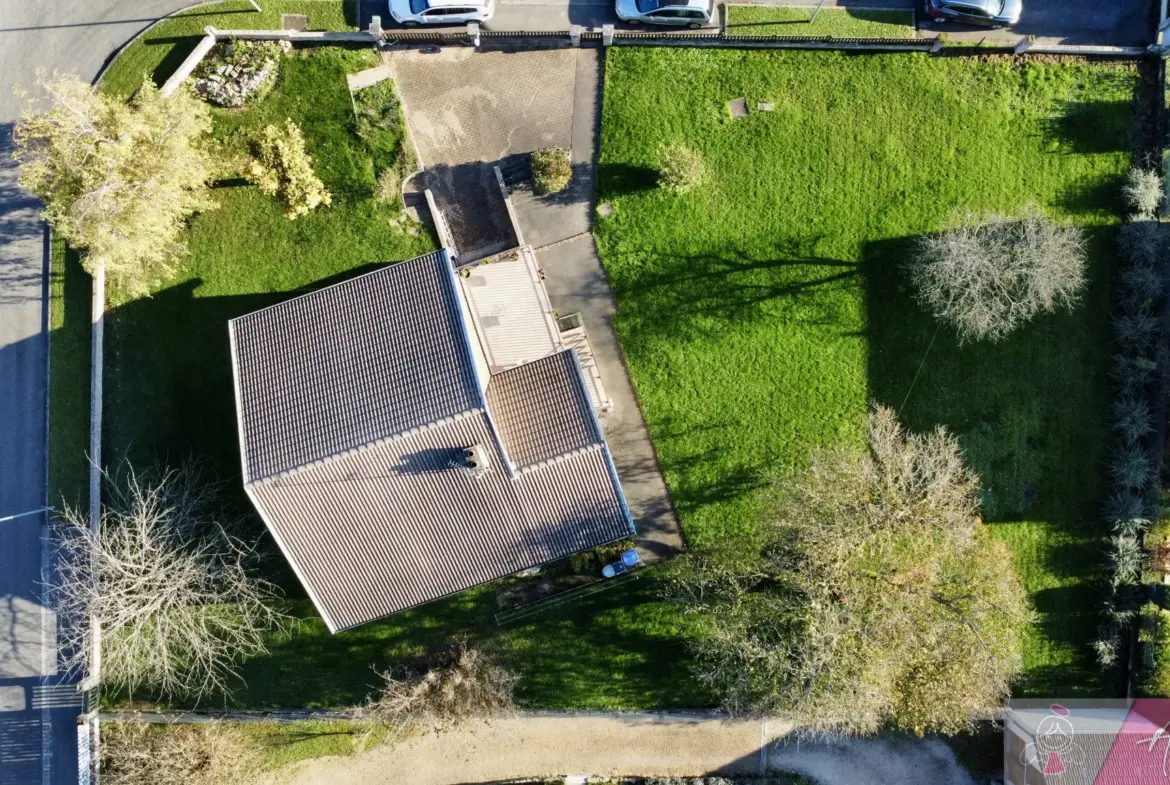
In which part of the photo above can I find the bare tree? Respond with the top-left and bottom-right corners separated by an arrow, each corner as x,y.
666,405 -> 1029,735
356,642 -> 517,739
907,210 -> 1086,343
101,720 -> 262,785
1122,167 -> 1164,220
52,464 -> 285,701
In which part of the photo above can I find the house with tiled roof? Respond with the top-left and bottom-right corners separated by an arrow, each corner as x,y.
229,248 -> 633,631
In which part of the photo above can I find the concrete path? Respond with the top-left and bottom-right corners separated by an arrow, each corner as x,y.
389,44 -> 683,562
276,712 -> 981,785
286,714 -> 792,785
0,3 -> 192,783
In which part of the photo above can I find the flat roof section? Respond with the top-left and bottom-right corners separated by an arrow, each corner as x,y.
459,246 -> 563,374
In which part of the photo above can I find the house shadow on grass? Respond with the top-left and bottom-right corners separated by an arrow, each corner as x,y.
103,261 -> 394,595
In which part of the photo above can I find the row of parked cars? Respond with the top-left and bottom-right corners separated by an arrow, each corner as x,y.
387,0 -> 1020,30
388,0 -> 712,29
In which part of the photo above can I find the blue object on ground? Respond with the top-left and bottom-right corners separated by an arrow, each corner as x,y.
621,548 -> 641,567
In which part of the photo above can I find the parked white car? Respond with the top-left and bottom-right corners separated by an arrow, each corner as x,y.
615,0 -> 712,28
387,0 -> 494,26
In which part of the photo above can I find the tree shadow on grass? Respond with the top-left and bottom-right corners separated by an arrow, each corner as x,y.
615,246 -> 861,344
863,233 -> 1115,697
862,233 -> 1112,526
597,163 -> 659,198
1042,100 -> 1134,155
202,571 -> 703,711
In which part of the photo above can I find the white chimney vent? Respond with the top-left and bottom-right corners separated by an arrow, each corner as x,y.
462,444 -> 491,478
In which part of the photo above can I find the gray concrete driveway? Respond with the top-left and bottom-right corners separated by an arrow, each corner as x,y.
0,4 -> 192,783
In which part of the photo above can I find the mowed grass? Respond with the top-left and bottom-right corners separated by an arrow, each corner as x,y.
100,0 -> 355,100
100,45 -> 702,712
726,7 -> 916,38
597,49 -> 1133,696
48,241 -> 92,511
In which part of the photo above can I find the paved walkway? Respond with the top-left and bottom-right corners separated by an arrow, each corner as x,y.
286,714 -> 791,785
388,44 -> 683,562
272,712 -> 980,785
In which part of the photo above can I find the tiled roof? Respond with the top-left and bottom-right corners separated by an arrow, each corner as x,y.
229,251 -> 634,631
230,252 -> 482,482
249,411 -> 630,630
487,350 -> 602,469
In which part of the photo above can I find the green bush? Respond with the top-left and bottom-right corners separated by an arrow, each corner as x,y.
657,142 -> 704,194
1140,603 -> 1170,696
531,147 -> 572,195
246,119 -> 332,219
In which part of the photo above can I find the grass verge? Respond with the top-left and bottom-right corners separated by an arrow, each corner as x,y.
47,239 -> 91,511
597,48 -> 1134,697
725,6 -> 916,38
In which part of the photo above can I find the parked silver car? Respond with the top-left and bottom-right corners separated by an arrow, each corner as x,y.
923,0 -> 1022,28
388,0 -> 494,27
615,0 -> 713,29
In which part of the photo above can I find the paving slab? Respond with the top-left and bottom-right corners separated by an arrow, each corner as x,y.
388,46 -> 577,255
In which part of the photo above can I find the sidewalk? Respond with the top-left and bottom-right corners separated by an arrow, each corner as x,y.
286,714 -> 792,785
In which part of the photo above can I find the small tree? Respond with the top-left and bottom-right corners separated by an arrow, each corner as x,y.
356,642 -> 517,739
102,720 -> 262,785
245,119 -> 331,219
531,147 -> 572,195
1122,167 -> 1164,220
907,211 -> 1086,343
52,464 -> 285,700
658,142 -> 704,194
13,72 -> 214,297
667,405 -> 1029,735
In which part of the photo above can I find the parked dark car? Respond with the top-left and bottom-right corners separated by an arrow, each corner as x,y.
923,0 -> 1021,28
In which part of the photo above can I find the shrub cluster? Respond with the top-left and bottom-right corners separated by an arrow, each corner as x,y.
245,119 -> 332,219
531,147 -> 572,195
356,642 -> 517,739
1096,168 -> 1168,669
102,721 -> 261,785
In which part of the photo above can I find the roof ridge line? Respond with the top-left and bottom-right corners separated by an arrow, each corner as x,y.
248,408 -> 486,486
514,443 -> 605,476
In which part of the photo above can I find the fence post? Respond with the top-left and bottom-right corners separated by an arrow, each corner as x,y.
602,24 -> 615,47
570,24 -> 582,47
929,34 -> 945,53
718,2 -> 727,36
370,14 -> 381,38
1014,35 -> 1033,54
467,21 -> 480,47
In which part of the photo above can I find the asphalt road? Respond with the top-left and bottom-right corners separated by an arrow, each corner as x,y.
0,4 -> 189,783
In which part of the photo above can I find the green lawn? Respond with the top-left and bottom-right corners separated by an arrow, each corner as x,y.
726,6 -> 916,38
597,49 -> 1134,697
48,241 -> 92,511
99,0 -> 355,100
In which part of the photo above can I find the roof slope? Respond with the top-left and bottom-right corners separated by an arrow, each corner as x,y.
230,252 -> 481,482
487,351 -> 602,469
229,251 -> 633,631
